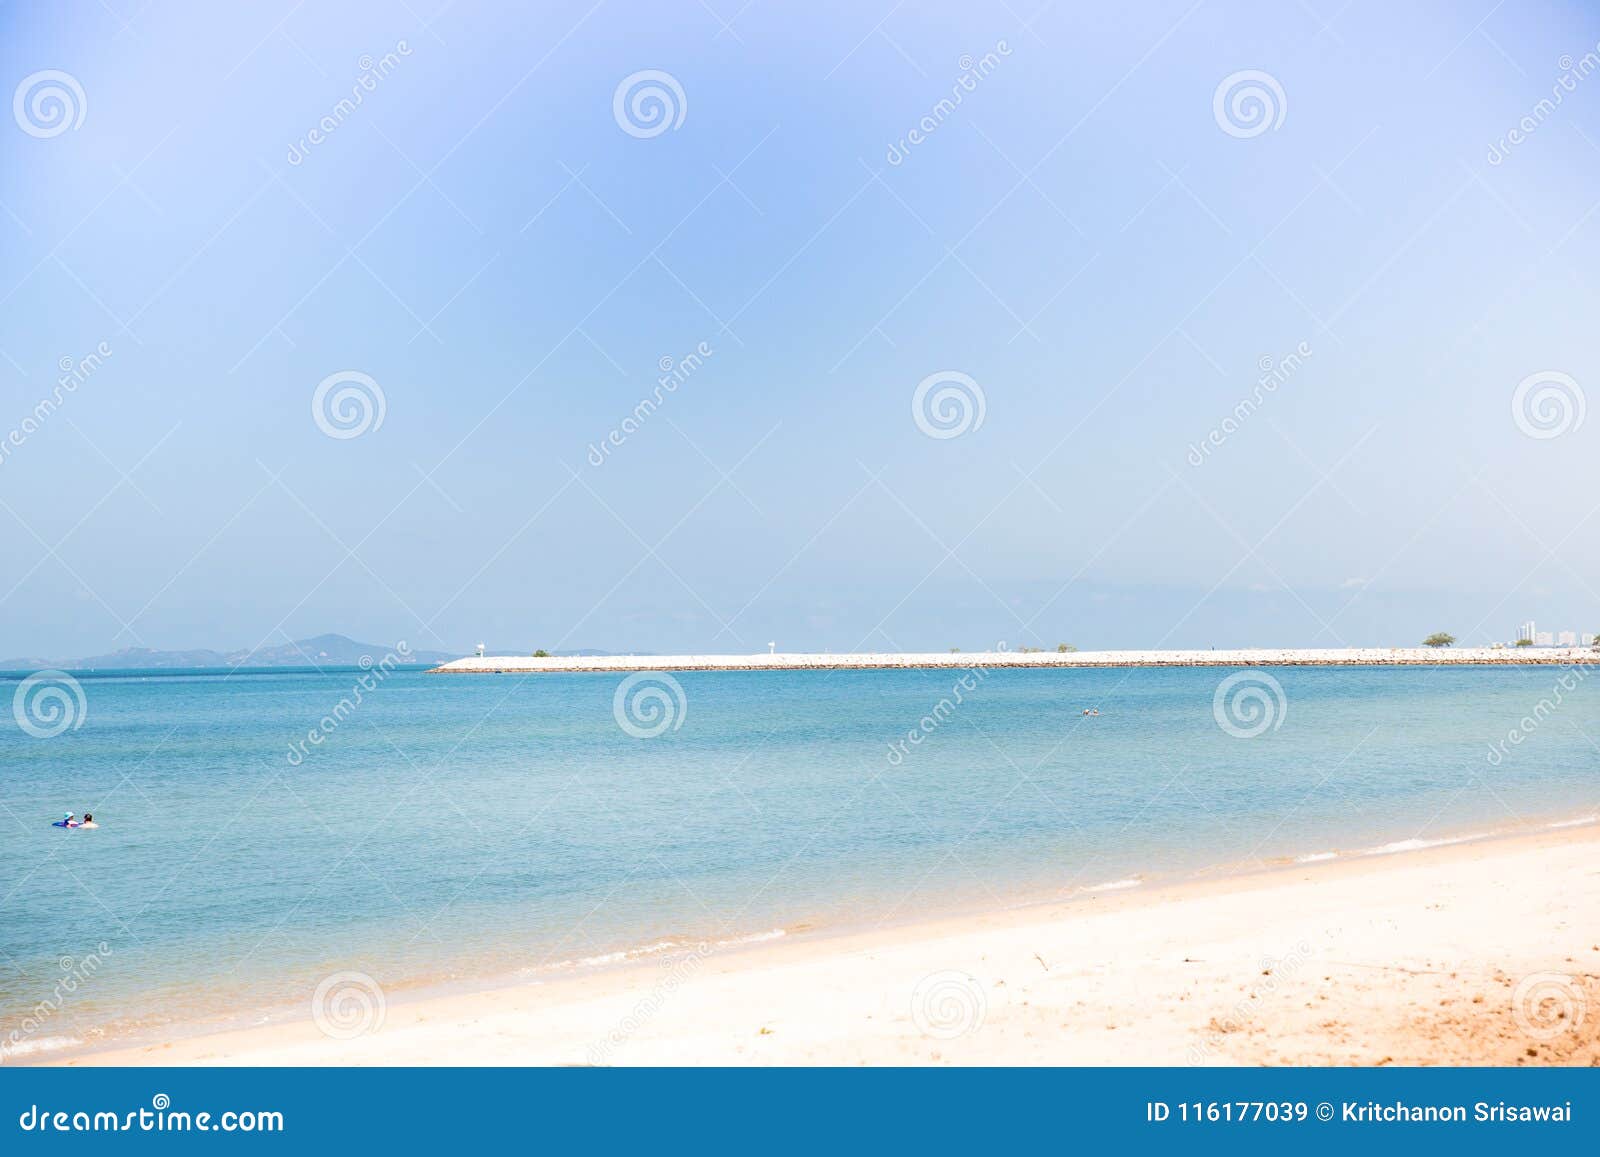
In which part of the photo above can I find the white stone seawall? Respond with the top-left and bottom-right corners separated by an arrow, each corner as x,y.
429,647 -> 1599,674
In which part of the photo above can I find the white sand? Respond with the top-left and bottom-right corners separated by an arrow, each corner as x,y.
432,646 -> 1598,673
65,825 -> 1600,1066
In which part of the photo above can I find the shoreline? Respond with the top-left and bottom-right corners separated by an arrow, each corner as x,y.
20,808 -> 1592,1066
429,646 -> 1599,674
54,820 -> 1600,1066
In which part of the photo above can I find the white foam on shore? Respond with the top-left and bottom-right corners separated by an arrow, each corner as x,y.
541,929 -> 786,973
559,942 -> 679,969
734,929 -> 787,945
1083,878 -> 1142,893
1548,815 -> 1598,829
0,1035 -> 83,1059
1365,832 -> 1494,856
1296,851 -> 1338,863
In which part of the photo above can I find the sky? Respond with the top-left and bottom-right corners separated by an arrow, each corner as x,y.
1,0 -> 1599,658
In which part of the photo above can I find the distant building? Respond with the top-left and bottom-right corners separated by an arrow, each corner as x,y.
1585,634 -> 1597,646
1558,630 -> 1578,646
1536,631 -> 1554,646
1517,620 -> 1536,644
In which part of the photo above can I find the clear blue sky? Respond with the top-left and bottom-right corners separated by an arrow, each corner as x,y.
2,0 -> 1598,657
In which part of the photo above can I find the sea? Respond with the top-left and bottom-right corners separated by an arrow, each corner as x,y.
1,660 -> 1595,1060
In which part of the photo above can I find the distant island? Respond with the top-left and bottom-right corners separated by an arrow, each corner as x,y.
0,633 -> 460,672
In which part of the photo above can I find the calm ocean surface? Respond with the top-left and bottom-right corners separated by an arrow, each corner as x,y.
1,662 -> 1595,1056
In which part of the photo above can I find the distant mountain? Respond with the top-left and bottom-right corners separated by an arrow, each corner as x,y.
0,633 -> 461,671
222,634 -> 462,668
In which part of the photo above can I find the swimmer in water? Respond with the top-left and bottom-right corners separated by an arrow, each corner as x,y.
79,813 -> 98,829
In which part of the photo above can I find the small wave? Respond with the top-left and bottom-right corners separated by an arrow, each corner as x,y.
731,929 -> 786,945
1364,832 -> 1492,856
1366,838 -> 1430,855
1,1035 -> 83,1059
541,929 -> 786,972
567,940 -> 683,969
1548,815 -> 1597,829
1295,851 -> 1337,863
1083,877 -> 1141,893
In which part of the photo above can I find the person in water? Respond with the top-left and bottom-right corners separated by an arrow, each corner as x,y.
61,812 -> 77,827
79,813 -> 97,829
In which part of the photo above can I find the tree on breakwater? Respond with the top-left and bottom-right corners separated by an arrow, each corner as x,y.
1422,632 -> 1456,647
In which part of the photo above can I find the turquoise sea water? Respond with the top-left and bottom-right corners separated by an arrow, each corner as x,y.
1,662 -> 1596,1057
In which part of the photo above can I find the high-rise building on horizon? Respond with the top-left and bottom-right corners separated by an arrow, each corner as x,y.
1558,630 -> 1578,646
1517,620 -> 1536,644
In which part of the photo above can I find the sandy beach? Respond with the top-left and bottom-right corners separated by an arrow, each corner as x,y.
431,646 -> 1599,674
63,823 -> 1600,1067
